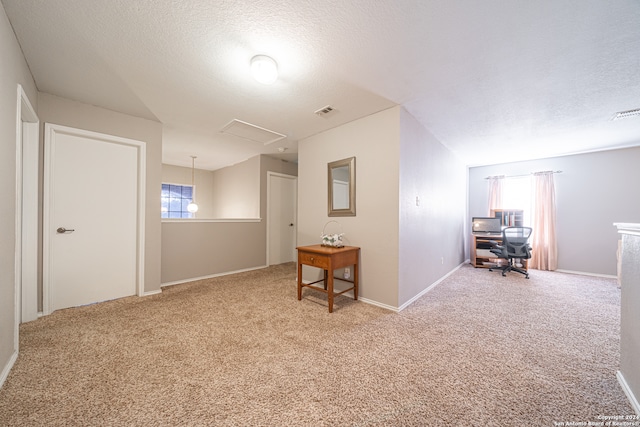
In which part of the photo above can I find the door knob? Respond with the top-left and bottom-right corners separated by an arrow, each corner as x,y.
289,223 -> 294,226
57,227 -> 75,234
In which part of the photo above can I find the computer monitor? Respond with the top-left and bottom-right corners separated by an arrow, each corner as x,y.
472,217 -> 502,234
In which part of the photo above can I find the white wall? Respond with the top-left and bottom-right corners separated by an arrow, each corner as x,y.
259,155 -> 298,220
298,107 -> 401,308
617,224 -> 640,414
0,2 -> 39,385
468,146 -> 640,275
398,109 -> 467,307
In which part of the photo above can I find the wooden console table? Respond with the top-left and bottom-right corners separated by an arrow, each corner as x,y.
296,245 -> 360,313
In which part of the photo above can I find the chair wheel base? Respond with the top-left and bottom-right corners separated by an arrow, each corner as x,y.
488,263 -> 530,278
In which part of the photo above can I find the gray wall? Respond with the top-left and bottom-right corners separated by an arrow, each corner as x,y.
0,3 -> 39,384
161,220 -> 266,283
468,146 -> 640,275
212,155 -> 261,219
162,155 -> 280,220
38,93 -> 164,293
161,155 -> 297,284
398,109 -> 467,307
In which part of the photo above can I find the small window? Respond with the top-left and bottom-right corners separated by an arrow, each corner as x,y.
161,183 -> 195,218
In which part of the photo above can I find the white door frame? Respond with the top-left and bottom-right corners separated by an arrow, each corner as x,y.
14,84 -> 39,345
42,124 -> 146,315
266,172 -> 297,266
5,85 -> 38,389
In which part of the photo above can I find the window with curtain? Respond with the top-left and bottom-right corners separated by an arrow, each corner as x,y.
488,175 -> 531,224
487,171 -> 558,271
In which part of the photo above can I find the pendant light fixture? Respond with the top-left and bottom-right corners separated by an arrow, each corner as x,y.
187,156 -> 199,214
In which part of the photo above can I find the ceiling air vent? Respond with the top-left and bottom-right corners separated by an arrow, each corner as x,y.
314,105 -> 336,117
220,119 -> 286,145
612,108 -> 640,121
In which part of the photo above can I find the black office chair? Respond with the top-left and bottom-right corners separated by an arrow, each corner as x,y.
489,226 -> 532,278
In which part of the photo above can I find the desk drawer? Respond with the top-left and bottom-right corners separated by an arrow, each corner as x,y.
299,252 -> 330,269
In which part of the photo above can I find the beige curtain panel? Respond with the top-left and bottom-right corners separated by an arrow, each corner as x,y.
530,172 -> 558,270
487,176 -> 503,215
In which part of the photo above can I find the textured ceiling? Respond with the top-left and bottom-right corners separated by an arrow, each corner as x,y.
3,0 -> 640,169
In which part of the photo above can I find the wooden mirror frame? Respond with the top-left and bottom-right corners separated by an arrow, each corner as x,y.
328,156 -> 356,217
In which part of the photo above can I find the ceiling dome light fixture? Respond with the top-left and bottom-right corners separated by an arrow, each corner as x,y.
251,55 -> 278,84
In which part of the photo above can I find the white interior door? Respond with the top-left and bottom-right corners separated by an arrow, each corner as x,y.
268,173 -> 297,265
44,124 -> 144,313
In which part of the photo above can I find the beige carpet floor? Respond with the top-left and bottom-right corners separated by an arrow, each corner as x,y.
0,263 -> 634,426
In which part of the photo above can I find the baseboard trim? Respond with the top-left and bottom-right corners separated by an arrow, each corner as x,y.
397,261 -> 467,312
302,262 -> 466,313
161,265 -> 268,288
358,297 -> 398,312
617,371 -> 640,416
555,269 -> 617,279
142,289 -> 162,297
0,351 -> 18,390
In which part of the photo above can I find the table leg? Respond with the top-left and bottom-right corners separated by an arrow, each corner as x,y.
353,262 -> 358,301
328,272 -> 334,313
323,269 -> 328,290
297,262 -> 302,301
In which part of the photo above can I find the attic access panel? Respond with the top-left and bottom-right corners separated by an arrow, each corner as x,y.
220,119 -> 286,145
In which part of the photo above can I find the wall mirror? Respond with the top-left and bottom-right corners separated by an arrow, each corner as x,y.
328,156 -> 356,216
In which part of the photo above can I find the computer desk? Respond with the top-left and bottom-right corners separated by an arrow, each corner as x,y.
470,232 -> 528,270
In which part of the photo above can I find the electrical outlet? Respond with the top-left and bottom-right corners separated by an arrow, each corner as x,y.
441,257 -> 444,265
344,267 -> 351,279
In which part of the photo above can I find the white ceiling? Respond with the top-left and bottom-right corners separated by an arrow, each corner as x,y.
3,0 -> 640,170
